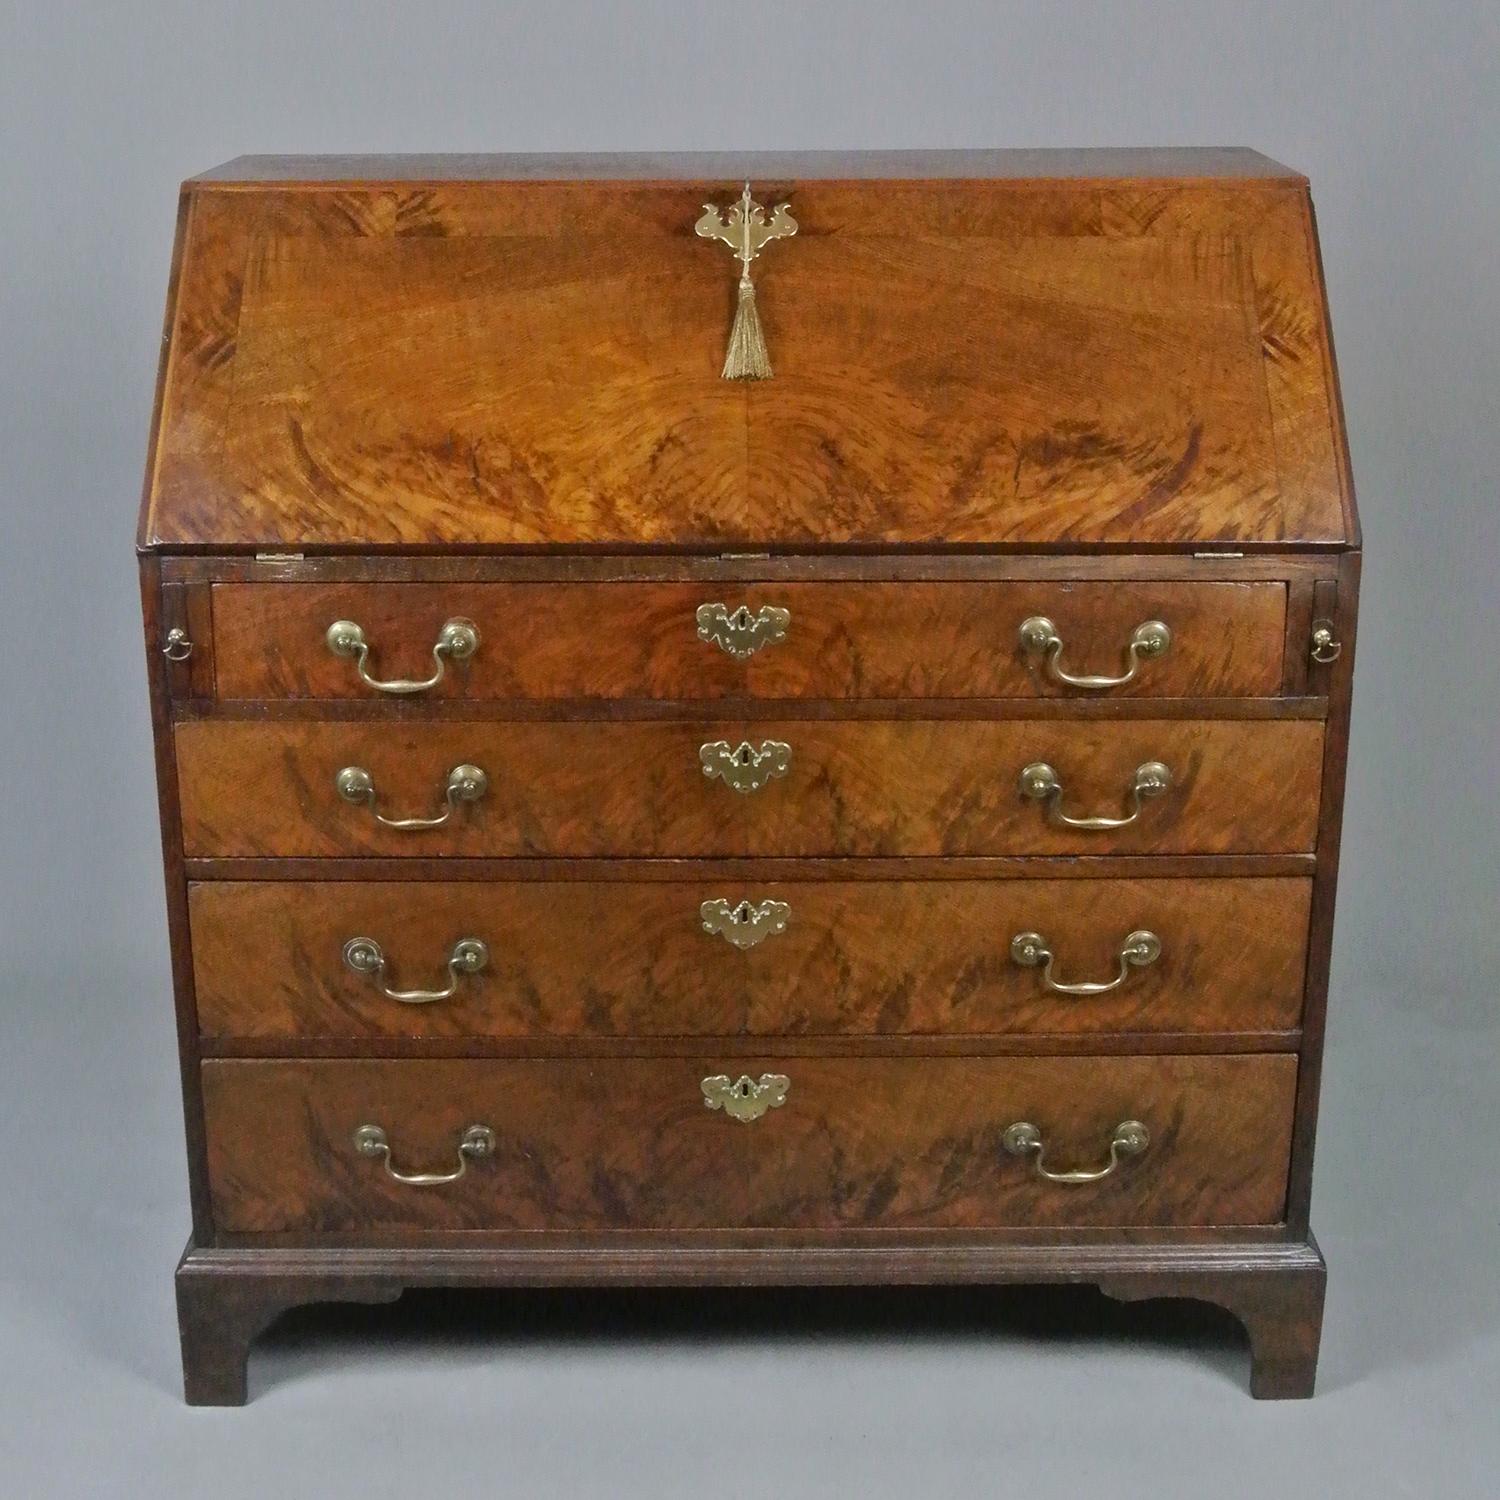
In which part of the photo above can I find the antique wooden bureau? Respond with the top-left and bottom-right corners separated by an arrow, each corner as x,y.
137,149 -> 1359,1403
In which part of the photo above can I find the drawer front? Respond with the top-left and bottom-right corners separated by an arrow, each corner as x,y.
175,718 -> 1324,858
202,1054 -> 1297,1233
191,877 -> 1312,1040
210,581 -> 1286,701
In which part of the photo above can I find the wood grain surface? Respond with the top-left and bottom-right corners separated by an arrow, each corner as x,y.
202,1053 -> 1299,1232
210,580 -> 1286,701
173,717 -> 1324,858
141,176 -> 1349,550
190,876 -> 1311,1041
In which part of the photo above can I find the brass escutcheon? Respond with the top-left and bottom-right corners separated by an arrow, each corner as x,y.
700,740 -> 792,795
701,1073 -> 791,1123
696,602 -> 791,660
700,898 -> 791,950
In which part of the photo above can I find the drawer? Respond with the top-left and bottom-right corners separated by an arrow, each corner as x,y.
175,718 -> 1324,858
209,581 -> 1287,701
191,877 -> 1312,1040
202,1054 -> 1298,1233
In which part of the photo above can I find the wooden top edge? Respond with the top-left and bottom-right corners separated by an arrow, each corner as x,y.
187,147 -> 1307,186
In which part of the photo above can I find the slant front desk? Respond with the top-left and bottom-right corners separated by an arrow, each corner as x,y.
137,149 -> 1359,1402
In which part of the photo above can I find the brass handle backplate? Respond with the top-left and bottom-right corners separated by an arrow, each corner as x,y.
353,1123 -> 495,1186
702,1073 -> 790,1123
1009,929 -> 1162,995
1019,760 -> 1173,830
701,898 -> 791,950
1002,1120 -> 1150,1184
335,763 -> 488,829
1019,615 -> 1171,690
343,936 -> 489,1004
326,617 -> 479,695
700,740 -> 792,795
696,602 -> 791,660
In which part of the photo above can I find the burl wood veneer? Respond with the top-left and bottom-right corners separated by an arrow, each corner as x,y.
140,150 -> 1358,1406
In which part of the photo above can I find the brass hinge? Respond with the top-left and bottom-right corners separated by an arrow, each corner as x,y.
255,551 -> 304,562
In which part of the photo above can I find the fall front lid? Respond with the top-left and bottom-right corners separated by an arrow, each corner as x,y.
140,150 -> 1354,551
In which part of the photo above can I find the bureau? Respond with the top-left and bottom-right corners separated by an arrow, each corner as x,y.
138,149 -> 1359,1403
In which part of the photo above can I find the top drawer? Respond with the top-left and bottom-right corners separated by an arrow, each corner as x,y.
209,581 -> 1286,701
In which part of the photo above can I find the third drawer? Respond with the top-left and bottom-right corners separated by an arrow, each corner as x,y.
190,876 -> 1311,1040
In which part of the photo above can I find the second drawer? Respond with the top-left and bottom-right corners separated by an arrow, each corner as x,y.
190,876 -> 1311,1040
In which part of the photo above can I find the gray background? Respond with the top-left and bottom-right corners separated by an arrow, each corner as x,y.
1,2 -> 1496,1495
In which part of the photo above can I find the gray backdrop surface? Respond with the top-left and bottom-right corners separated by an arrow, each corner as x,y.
0,3 -> 1495,1496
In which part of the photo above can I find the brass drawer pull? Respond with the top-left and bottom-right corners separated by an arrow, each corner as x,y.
702,1073 -> 790,1123
1002,1120 -> 1150,1184
701,898 -> 791,950
1309,620 -> 1343,664
1019,760 -> 1173,830
335,763 -> 488,829
696,602 -> 791,660
353,1123 -> 495,1186
1019,615 -> 1171,689
325,617 -> 479,694
1009,929 -> 1161,995
342,936 -> 489,1004
700,739 -> 792,794
162,627 -> 193,661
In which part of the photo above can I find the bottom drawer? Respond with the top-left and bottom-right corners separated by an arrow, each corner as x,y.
203,1055 -> 1297,1233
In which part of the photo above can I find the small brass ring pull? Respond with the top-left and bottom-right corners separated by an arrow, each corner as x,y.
1019,760 -> 1173,830
696,602 -> 791,660
335,763 -> 488,830
701,897 -> 791,950
1309,621 -> 1343,664
353,1123 -> 495,1186
700,739 -> 792,795
325,617 -> 480,695
162,627 -> 193,661
1002,1120 -> 1150,1184
1018,615 -> 1171,690
702,1073 -> 790,1123
343,936 -> 489,1004
1010,929 -> 1162,995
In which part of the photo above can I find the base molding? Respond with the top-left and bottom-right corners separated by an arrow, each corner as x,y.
176,1234 -> 1326,1404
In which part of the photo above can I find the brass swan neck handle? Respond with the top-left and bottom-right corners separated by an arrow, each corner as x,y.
1002,1120 -> 1150,1184
335,763 -> 488,830
353,1124 -> 495,1186
1009,929 -> 1162,995
1019,760 -> 1173,830
1019,615 -> 1171,690
326,617 -> 479,695
342,936 -> 490,1004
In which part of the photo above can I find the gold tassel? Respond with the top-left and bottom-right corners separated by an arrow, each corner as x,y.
722,274 -> 772,380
